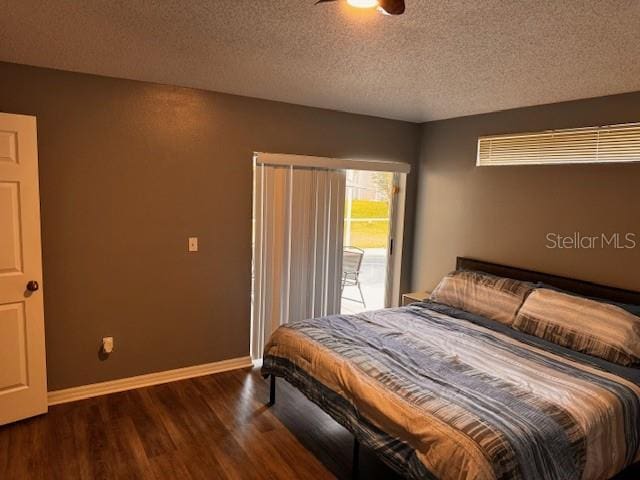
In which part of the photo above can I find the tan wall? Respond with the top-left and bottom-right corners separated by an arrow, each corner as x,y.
0,62 -> 420,390
413,92 -> 640,293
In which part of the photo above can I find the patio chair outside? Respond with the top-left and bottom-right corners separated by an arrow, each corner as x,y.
342,246 -> 366,307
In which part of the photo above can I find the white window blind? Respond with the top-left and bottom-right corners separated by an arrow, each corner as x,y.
252,161 -> 345,359
477,122 -> 640,166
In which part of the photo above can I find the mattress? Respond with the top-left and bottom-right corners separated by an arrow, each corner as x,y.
261,302 -> 640,480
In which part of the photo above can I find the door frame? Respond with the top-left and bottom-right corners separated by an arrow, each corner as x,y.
385,172 -> 407,308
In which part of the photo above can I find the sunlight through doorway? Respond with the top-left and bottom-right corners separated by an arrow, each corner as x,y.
341,170 -> 393,314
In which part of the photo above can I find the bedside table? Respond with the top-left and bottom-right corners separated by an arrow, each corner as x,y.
401,291 -> 431,306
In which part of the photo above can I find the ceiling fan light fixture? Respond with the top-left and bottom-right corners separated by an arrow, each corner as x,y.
346,0 -> 379,9
315,0 -> 405,16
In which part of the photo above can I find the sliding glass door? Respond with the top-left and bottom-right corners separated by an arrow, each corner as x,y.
251,153 -> 408,360
340,170 -> 407,314
341,170 -> 391,313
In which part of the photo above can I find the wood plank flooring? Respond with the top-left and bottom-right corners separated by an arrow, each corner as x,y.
0,368 -> 399,479
1,367 -> 638,479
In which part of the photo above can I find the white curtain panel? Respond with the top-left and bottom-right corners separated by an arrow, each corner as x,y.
253,163 -> 345,357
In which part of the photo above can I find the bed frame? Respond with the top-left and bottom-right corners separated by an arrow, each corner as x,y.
267,256 -> 640,478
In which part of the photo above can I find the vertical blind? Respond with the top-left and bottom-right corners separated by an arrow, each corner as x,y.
477,122 -> 640,166
252,162 -> 345,358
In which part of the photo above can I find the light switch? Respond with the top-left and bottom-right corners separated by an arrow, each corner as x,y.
188,237 -> 198,252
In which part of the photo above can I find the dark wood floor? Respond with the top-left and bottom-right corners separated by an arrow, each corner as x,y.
0,367 -> 400,479
2,367 -> 639,479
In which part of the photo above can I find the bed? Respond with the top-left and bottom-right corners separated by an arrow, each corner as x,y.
261,257 -> 640,479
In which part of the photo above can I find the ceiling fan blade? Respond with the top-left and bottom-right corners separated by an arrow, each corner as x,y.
315,0 -> 338,3
379,0 -> 405,15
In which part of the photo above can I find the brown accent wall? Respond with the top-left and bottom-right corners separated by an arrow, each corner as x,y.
0,62 -> 420,390
413,92 -> 640,292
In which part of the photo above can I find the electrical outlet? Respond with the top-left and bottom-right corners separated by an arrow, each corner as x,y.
102,336 -> 114,354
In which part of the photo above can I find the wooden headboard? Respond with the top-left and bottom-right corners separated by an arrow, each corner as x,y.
456,257 -> 640,306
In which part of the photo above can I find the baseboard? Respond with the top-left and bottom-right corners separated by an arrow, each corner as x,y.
47,356 -> 253,406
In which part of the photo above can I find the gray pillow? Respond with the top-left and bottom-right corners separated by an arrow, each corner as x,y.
431,270 -> 535,325
536,283 -> 640,317
515,288 -> 640,366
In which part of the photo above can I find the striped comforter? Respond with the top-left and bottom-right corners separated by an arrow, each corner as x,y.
262,303 -> 640,480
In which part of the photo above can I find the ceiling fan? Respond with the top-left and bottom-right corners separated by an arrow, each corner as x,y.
316,0 -> 406,16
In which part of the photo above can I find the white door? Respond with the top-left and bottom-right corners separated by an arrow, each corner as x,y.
0,113 -> 47,425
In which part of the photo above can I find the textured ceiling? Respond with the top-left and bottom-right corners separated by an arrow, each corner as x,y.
1,0 -> 640,122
